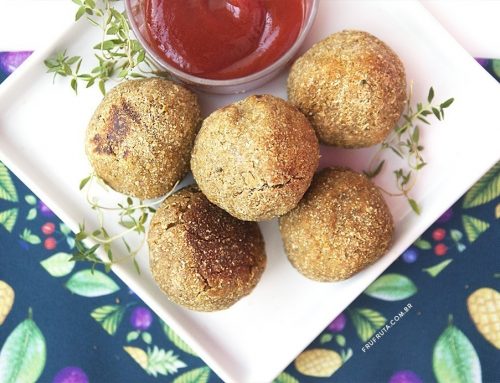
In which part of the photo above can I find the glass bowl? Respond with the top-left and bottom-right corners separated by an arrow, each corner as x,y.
125,0 -> 319,94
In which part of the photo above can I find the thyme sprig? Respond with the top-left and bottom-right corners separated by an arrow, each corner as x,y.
43,0 -> 167,94
365,85 -> 454,214
72,173 -> 175,273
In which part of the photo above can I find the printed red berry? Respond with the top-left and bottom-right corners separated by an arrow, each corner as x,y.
41,222 -> 55,235
432,228 -> 446,241
434,243 -> 448,256
44,237 -> 57,250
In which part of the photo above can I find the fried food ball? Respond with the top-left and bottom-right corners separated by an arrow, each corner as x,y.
191,94 -> 319,221
279,167 -> 394,281
85,78 -> 201,199
148,185 -> 266,311
288,30 -> 406,148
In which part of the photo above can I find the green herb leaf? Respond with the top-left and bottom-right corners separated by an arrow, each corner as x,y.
409,198 -> 421,215
20,228 -> 41,245
427,86 -> 434,103
440,98 -> 454,109
335,334 -> 346,347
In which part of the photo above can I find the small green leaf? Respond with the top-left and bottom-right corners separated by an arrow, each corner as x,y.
60,223 -> 72,236
440,98 -> 454,109
427,87 -> 434,103
450,229 -> 463,242
162,322 -> 197,356
462,215 -> 490,242
432,107 -> 441,120
40,252 -> 75,277
0,162 -> 18,202
24,195 -> 37,205
79,175 -> 91,190
348,308 -> 386,342
423,259 -> 453,277
19,228 -> 41,244
408,199 -> 421,215
146,346 -> 187,377
26,208 -> 37,221
320,333 -> 333,344
457,243 -> 466,252
364,273 -> 417,301
414,237 -> 432,250
65,269 -> 120,297
91,305 -> 126,335
433,322 -> 481,383
492,59 -> 500,77
173,367 -> 211,383
0,208 -> 18,233
0,311 -> 46,383
127,331 -> 140,342
142,331 -> 152,344
335,334 -> 346,347
463,162 -> 500,208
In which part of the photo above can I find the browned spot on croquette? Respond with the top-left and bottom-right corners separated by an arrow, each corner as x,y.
148,185 -> 266,311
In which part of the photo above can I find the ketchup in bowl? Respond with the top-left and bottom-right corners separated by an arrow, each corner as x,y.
143,0 -> 304,80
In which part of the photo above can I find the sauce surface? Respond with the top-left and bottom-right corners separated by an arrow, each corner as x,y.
144,0 -> 304,79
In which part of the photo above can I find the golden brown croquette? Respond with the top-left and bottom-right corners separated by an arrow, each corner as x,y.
279,167 -> 394,281
85,78 -> 201,199
288,30 -> 406,148
191,94 -> 320,221
148,185 -> 266,311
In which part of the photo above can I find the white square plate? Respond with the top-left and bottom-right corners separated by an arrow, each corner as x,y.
1,1 -> 499,382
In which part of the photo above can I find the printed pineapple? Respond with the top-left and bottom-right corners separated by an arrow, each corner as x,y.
0,280 -> 15,325
467,287 -> 500,349
294,348 -> 342,377
123,346 -> 148,369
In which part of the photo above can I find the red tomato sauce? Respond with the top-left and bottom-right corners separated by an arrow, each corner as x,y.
144,0 -> 304,79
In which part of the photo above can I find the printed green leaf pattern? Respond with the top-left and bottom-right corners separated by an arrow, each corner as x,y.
364,273 -> 417,301
463,162 -> 500,208
492,59 -> 500,78
90,305 -> 126,335
146,346 -> 186,376
40,252 -> 75,277
173,367 -> 211,383
0,163 -> 18,202
320,333 -> 333,344
24,195 -> 36,205
414,237 -> 432,250
273,372 -> 299,383
19,228 -> 41,245
26,208 -> 37,221
0,208 -> 18,233
0,311 -> 46,383
127,331 -> 140,342
423,259 -> 453,277
462,215 -> 490,243
163,322 -> 197,356
348,308 -> 386,342
433,322 -> 481,383
65,269 -> 120,297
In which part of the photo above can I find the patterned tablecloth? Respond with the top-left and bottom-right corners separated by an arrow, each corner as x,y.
0,52 -> 499,383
